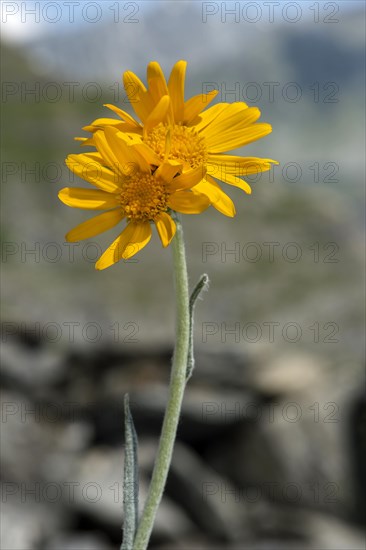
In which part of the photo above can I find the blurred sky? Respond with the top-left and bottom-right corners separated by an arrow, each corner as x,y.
1,0 -> 363,43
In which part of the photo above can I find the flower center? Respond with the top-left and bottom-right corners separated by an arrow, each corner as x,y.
144,123 -> 207,169
120,172 -> 169,221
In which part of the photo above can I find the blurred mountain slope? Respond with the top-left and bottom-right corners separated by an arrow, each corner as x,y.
1,6 -> 365,366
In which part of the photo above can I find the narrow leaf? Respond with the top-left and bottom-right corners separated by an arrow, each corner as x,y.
121,394 -> 139,550
187,273 -> 209,380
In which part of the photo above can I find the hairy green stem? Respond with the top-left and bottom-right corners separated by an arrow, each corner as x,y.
132,215 -> 190,550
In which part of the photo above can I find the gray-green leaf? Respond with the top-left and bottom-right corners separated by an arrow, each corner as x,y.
187,273 -> 209,380
121,394 -> 139,550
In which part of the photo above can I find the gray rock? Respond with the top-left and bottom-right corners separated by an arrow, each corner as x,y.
0,492 -> 67,550
47,533 -> 111,550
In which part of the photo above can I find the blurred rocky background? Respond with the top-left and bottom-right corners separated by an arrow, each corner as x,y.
1,1 -> 365,549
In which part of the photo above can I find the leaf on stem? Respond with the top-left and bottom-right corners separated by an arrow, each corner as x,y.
121,394 -> 139,550
187,273 -> 209,380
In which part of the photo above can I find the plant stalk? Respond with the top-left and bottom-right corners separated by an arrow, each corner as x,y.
132,215 -> 190,550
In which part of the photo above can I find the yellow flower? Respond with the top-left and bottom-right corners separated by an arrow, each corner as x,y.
59,126 -> 208,269
78,60 -> 278,217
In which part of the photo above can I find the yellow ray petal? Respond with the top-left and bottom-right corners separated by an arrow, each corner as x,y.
144,95 -> 171,137
123,70 -> 155,123
155,212 -> 176,247
147,61 -> 169,102
103,104 -> 141,127
206,123 -> 273,153
169,165 -> 206,191
93,130 -> 121,172
215,171 -> 252,194
66,209 -> 125,242
75,137 -> 94,145
190,103 -> 232,133
108,129 -> 143,146
66,154 -> 121,192
202,105 -> 261,137
183,89 -> 218,123
168,190 -> 210,214
95,221 -> 152,269
97,129 -> 159,171
58,188 -> 120,209
168,60 -> 187,123
207,155 -> 279,175
154,161 -> 182,183
195,177 -> 236,217
83,118 -> 125,132
133,142 -> 164,166
79,151 -> 103,162
104,126 -> 149,173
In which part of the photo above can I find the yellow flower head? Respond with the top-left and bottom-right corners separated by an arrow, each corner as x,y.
78,60 -> 278,217
60,61 -> 278,269
59,126 -> 207,269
